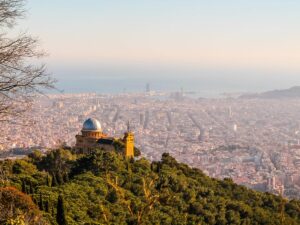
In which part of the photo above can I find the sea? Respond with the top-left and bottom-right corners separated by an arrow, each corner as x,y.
52,77 -> 298,98
49,65 -> 300,98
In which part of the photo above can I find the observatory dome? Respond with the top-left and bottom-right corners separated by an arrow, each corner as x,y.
82,118 -> 102,131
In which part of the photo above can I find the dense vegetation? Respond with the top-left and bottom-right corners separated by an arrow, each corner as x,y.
1,148 -> 300,225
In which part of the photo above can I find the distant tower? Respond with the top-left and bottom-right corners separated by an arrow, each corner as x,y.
228,106 -> 232,118
146,83 -> 150,93
198,128 -> 205,142
124,121 -> 135,157
233,124 -> 238,132
139,113 -> 144,126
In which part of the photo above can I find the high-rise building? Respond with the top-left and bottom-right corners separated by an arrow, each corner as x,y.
228,106 -> 232,118
146,83 -> 150,92
233,124 -> 238,132
139,113 -> 144,126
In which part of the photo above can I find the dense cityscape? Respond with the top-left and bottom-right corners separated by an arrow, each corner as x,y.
1,91 -> 300,199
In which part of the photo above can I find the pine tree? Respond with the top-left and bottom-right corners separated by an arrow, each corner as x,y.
157,162 -> 161,173
46,174 -> 50,186
39,192 -> 44,210
33,197 -> 38,205
21,180 -> 26,193
63,173 -> 69,183
45,199 -> 49,213
56,195 -> 68,225
25,186 -> 30,195
51,206 -> 55,217
51,173 -> 58,187
56,172 -> 64,185
29,181 -> 34,194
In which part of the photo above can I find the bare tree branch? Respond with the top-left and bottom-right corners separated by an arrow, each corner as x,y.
0,0 -> 55,124
0,0 -> 24,27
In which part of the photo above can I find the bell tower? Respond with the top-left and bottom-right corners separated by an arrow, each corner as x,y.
124,121 -> 134,157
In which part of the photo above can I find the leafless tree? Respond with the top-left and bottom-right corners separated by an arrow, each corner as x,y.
0,0 -> 55,122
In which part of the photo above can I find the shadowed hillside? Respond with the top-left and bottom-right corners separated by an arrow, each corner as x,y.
240,86 -> 300,99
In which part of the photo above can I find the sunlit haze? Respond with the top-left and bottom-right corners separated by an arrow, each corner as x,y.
22,0 -> 300,92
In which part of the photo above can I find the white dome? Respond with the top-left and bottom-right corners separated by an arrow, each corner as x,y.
82,118 -> 102,131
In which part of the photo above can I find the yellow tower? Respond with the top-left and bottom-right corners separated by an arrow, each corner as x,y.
124,122 -> 134,157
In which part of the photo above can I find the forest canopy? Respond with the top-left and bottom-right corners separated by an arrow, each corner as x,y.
0,148 -> 300,224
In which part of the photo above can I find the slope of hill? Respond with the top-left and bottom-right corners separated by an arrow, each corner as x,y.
1,148 -> 300,224
240,86 -> 300,99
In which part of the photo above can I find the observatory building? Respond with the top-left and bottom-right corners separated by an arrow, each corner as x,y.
75,118 -> 135,157
75,118 -> 107,147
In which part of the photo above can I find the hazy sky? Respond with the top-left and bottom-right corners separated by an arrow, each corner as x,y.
18,0 -> 300,92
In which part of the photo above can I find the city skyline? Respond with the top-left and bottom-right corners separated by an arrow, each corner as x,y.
3,92 -> 300,198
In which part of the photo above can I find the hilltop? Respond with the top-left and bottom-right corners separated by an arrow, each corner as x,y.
1,148 -> 300,224
240,86 -> 300,99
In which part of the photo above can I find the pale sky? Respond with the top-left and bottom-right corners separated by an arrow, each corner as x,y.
21,0 -> 300,71
16,0 -> 300,93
